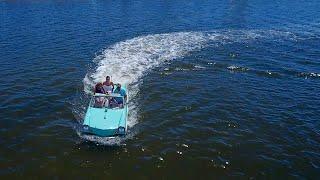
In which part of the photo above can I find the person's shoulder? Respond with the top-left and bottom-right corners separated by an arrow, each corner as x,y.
121,88 -> 127,94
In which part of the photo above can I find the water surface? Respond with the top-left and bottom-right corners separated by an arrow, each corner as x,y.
1,0 -> 320,178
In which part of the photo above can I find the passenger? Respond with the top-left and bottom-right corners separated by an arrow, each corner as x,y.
113,83 -> 127,104
102,76 -> 114,94
94,96 -> 105,108
95,83 -> 105,94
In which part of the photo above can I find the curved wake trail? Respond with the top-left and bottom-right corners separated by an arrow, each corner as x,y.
78,30 -> 297,145
83,32 -> 208,92
83,32 -> 208,126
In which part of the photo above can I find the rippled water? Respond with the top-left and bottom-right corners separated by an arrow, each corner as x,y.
1,0 -> 320,178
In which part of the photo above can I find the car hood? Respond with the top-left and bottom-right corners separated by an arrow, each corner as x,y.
83,107 -> 126,130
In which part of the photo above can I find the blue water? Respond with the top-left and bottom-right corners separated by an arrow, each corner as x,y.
1,0 -> 320,178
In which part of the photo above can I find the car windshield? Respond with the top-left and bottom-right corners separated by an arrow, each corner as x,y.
90,95 -> 124,109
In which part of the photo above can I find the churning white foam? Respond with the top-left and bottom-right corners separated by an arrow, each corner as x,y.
84,32 -> 207,89
83,29 -> 296,92
83,32 -> 207,128
80,30 -> 298,144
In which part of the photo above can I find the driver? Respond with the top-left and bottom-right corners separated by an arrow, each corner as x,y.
94,96 -> 105,108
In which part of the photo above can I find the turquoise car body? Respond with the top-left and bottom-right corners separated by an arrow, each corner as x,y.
82,85 -> 128,137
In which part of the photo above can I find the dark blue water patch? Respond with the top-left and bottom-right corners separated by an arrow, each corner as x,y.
143,49 -> 320,175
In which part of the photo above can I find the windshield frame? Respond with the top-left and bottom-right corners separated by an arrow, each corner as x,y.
90,94 -> 124,109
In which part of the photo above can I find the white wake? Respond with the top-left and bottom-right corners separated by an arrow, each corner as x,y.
83,32 -> 208,128
80,30 -> 297,145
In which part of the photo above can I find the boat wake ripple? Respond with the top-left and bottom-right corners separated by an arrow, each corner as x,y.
77,30 -> 301,145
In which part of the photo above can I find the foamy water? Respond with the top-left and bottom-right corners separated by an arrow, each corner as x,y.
83,32 -> 207,129
80,30 -> 300,145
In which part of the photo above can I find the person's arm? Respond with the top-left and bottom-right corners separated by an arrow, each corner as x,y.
101,87 -> 106,94
111,82 -> 114,92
